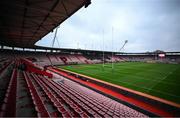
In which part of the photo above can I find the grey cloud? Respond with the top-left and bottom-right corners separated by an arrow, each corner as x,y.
36,0 -> 180,52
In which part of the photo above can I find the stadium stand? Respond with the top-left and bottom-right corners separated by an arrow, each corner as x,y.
0,0 -> 180,117
0,49 -> 180,117
0,58 -> 150,117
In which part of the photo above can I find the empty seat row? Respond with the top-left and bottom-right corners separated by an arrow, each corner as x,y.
38,73 -> 147,117
56,81 -> 116,117
23,72 -> 51,117
0,61 -> 12,75
54,77 -> 147,117
33,74 -> 90,117
31,74 -> 74,117
0,69 -> 17,117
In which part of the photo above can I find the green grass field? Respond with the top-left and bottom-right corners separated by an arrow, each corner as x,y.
58,62 -> 180,104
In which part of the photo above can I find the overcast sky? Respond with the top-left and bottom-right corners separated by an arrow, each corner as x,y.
36,0 -> 180,52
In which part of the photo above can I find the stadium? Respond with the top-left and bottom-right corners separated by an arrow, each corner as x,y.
0,0 -> 180,117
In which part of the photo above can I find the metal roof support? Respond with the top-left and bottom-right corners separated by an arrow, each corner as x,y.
48,16 -> 58,23
28,19 -> 50,32
20,0 -> 29,41
32,0 -> 60,39
62,1 -> 69,16
51,26 -> 59,48
1,1 -> 65,16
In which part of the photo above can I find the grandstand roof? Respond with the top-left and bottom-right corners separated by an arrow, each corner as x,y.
0,0 -> 91,48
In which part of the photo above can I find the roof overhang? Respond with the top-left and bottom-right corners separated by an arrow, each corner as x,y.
0,0 -> 91,48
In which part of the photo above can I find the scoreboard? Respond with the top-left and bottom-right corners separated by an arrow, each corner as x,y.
158,53 -> 165,58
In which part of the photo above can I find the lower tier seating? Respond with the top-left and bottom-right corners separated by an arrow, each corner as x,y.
0,61 -> 148,117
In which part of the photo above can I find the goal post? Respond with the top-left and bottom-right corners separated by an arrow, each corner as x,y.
102,27 -> 115,71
